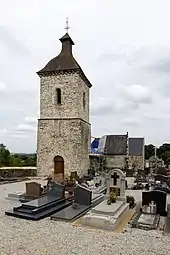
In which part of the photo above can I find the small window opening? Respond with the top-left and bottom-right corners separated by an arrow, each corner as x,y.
56,88 -> 61,104
83,92 -> 86,109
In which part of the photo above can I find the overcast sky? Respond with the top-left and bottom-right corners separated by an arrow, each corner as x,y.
0,0 -> 170,153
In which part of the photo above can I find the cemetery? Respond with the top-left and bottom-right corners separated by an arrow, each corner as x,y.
4,166 -> 170,236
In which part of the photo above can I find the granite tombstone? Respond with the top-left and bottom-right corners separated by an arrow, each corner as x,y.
74,185 -> 92,206
51,185 -> 96,222
47,181 -> 65,198
142,190 -> 167,216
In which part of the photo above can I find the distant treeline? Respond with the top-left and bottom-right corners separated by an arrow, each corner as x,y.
0,143 -> 36,167
145,143 -> 170,166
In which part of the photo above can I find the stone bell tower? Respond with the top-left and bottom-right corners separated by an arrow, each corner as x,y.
36,25 -> 92,178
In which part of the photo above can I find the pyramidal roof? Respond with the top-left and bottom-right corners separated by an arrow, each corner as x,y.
37,32 -> 92,88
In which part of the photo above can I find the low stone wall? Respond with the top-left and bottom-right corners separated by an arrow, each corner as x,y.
0,167 -> 37,178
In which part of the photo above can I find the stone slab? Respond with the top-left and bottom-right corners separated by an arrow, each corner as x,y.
6,192 -> 25,201
51,193 -> 104,222
91,200 -> 123,216
138,213 -> 155,225
82,203 -> 129,230
22,195 -> 61,209
5,200 -> 72,221
136,213 -> 160,230
51,204 -> 91,222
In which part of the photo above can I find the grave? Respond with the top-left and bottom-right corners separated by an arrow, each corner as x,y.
81,169 -> 130,230
6,181 -> 43,202
51,184 -> 104,222
131,200 -> 160,230
5,181 -> 74,220
142,190 -> 167,216
136,213 -> 160,230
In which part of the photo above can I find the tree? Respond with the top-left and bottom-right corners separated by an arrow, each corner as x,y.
10,154 -> 23,167
0,144 -> 11,167
145,144 -> 155,159
19,153 -> 37,167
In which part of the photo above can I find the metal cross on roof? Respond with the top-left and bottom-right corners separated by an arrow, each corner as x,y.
65,17 -> 70,33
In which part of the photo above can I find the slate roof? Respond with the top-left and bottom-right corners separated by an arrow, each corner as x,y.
98,135 -> 127,155
129,138 -> 144,156
37,33 -> 92,88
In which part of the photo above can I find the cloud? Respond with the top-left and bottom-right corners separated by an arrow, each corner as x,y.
117,84 -> 152,104
0,81 -> 7,91
121,118 -> 142,127
15,124 -> 36,133
0,25 -> 30,57
91,97 -> 116,117
24,117 -> 37,125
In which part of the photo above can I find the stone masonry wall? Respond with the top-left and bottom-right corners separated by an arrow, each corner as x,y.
40,72 -> 89,122
37,119 -> 90,177
0,167 -> 37,178
128,155 -> 144,170
104,155 -> 144,171
37,71 -> 91,177
105,155 -> 125,170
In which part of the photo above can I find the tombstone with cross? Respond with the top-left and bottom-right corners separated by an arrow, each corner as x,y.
106,169 -> 126,202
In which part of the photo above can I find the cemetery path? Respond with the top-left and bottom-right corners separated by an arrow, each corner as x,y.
114,209 -> 136,233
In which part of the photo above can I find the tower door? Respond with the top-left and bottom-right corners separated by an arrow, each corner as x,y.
54,156 -> 64,177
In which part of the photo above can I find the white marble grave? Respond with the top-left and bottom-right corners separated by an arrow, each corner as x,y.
82,201 -> 129,230
82,169 -> 129,230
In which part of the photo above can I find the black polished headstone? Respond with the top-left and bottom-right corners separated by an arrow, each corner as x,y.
47,181 -> 65,198
142,190 -> 167,216
74,185 -> 92,206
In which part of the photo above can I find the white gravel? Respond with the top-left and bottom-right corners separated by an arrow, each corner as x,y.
0,180 -> 170,255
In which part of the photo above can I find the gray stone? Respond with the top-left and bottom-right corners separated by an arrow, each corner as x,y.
136,213 -> 160,230
74,185 -> 92,206
6,192 -> 25,201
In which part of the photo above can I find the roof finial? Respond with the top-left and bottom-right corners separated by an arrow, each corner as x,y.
65,17 -> 70,33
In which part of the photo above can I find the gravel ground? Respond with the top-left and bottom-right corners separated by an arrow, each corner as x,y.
0,180 -> 170,255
